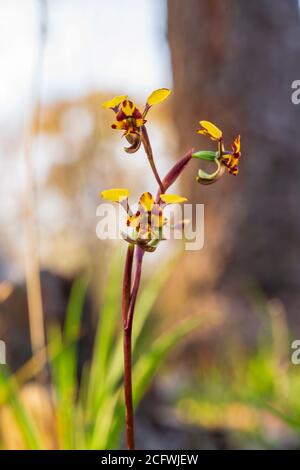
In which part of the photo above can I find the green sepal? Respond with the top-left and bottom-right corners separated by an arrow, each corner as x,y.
192,150 -> 218,161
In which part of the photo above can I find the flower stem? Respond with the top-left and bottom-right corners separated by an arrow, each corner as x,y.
121,149 -> 193,449
126,247 -> 144,332
122,245 -> 134,327
123,327 -> 135,450
122,245 -> 134,450
122,245 -> 144,450
141,126 -> 164,194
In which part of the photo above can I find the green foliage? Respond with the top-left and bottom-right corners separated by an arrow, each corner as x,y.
176,317 -> 300,448
0,252 -> 201,449
0,370 -> 43,450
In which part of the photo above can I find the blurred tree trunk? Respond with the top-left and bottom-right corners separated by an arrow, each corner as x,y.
167,0 -> 300,338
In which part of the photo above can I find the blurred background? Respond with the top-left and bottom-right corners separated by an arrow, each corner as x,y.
0,0 -> 300,450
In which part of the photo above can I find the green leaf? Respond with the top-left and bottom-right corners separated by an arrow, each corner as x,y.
86,256 -> 178,448
86,249 -> 123,416
48,326 -> 74,449
48,277 -> 87,450
64,276 -> 88,344
107,257 -> 175,392
133,317 -> 202,405
0,369 -> 44,450
88,391 -> 121,449
108,316 -> 203,445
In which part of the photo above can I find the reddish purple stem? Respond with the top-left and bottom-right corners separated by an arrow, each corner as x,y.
122,246 -> 144,450
126,247 -> 144,332
122,244 -> 135,450
122,148 -> 193,450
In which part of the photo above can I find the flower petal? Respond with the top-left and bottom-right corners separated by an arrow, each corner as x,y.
160,194 -> 188,204
124,133 -> 142,154
135,118 -> 146,127
232,134 -> 241,154
146,88 -> 171,106
121,99 -> 135,116
198,120 -> 223,141
111,120 -> 126,130
139,192 -> 154,212
127,213 -> 141,228
221,154 -> 240,175
196,159 -> 225,185
102,95 -> 127,111
101,188 -> 129,202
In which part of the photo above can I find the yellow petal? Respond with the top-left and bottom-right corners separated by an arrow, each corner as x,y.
111,120 -> 126,130
102,95 -> 127,110
100,188 -> 129,202
232,134 -> 241,153
135,118 -> 145,127
146,88 -> 171,106
197,129 -> 209,136
221,154 -> 240,176
127,213 -> 140,228
121,99 -> 135,116
199,120 -> 223,140
139,192 -> 154,212
160,194 -> 188,204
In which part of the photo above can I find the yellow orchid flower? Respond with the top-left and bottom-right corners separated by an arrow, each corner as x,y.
100,189 -> 187,252
124,192 -> 163,251
102,89 -> 171,153
194,121 -> 241,182
126,191 -> 187,249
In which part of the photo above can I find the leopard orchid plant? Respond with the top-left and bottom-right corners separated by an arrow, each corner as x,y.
101,89 -> 241,449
